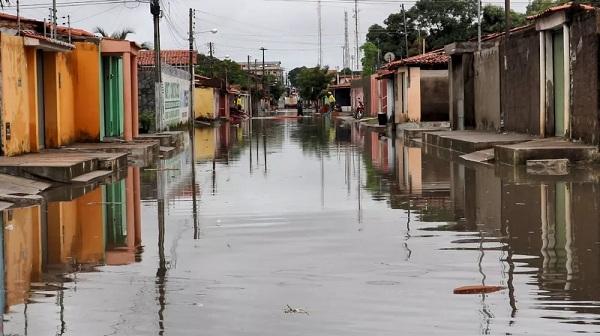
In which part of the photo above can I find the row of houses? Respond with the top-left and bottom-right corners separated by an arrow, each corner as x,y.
0,11 -> 247,159
347,2 -> 600,148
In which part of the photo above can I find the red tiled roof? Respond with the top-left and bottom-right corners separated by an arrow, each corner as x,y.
56,26 -> 95,37
386,49 -> 449,70
138,50 -> 197,66
527,2 -> 595,20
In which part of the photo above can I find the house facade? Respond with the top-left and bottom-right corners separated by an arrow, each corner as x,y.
447,3 -> 600,145
382,50 -> 450,125
0,13 -> 140,156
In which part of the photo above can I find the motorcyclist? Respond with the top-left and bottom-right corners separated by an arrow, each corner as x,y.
326,92 -> 336,113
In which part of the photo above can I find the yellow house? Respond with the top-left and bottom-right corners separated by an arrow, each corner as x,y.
0,13 -> 139,157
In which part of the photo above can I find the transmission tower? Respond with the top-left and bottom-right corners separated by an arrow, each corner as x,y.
344,11 -> 350,69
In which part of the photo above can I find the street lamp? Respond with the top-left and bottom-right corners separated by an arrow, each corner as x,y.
195,28 -> 218,35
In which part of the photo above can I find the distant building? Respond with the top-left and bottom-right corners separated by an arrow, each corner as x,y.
239,61 -> 284,84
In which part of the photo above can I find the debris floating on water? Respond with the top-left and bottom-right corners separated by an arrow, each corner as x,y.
453,285 -> 506,294
284,305 -> 309,315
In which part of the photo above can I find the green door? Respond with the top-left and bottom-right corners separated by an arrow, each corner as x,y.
553,30 -> 565,137
104,180 -> 127,248
102,56 -> 125,138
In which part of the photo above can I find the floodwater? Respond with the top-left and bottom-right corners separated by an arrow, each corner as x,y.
2,115 -> 600,335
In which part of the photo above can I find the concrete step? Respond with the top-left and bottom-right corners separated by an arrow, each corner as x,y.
495,138 -> 599,165
0,153 -> 99,183
70,170 -> 113,184
423,131 -> 534,154
136,131 -> 185,148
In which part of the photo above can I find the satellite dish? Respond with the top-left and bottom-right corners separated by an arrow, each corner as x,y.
384,52 -> 396,63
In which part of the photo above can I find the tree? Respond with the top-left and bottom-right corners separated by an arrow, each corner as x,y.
195,54 -> 252,89
366,0 -> 531,58
360,42 -> 379,76
526,0 -> 562,16
288,66 -> 307,88
296,67 -> 334,105
94,27 -> 135,40
340,67 -> 353,76
482,5 -> 527,34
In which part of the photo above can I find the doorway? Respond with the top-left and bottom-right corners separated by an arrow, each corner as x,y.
552,30 -> 565,136
102,56 -> 124,138
36,50 -> 46,149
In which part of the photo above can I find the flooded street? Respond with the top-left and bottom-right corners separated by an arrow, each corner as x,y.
2,116 -> 600,335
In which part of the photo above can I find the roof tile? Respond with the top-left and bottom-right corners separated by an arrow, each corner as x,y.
138,50 -> 197,66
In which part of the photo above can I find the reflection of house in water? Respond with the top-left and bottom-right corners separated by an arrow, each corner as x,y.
0,168 -> 142,310
390,139 -> 453,222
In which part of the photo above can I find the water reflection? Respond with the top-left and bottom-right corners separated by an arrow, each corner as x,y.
1,117 -> 600,334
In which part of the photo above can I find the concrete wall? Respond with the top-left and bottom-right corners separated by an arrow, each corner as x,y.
73,42 -> 102,142
1,35 -> 33,156
500,27 -> 541,135
474,46 -> 501,131
194,87 -> 218,120
396,67 -> 422,122
420,69 -> 449,122
570,10 -> 600,145
449,55 -> 474,129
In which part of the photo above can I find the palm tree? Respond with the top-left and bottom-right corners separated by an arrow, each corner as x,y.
94,27 -> 134,40
140,42 -> 153,50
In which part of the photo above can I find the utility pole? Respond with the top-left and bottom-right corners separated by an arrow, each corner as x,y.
402,4 -> 408,59
344,11 -> 350,69
354,0 -> 360,71
260,47 -> 267,113
150,0 -> 162,83
16,0 -> 20,35
477,0 -> 482,51
209,42 -> 214,77
52,0 -> 57,38
247,55 -> 253,117
188,8 -> 195,127
505,0 -> 511,39
318,0 -> 322,66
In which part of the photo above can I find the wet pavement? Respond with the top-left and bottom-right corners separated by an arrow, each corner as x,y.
2,115 -> 600,335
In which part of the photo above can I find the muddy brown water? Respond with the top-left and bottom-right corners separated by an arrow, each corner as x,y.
2,116 -> 600,335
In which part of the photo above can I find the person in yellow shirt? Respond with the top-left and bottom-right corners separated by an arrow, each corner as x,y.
326,92 -> 336,113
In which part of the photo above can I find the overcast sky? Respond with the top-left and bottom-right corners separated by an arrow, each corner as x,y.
7,0 -> 528,71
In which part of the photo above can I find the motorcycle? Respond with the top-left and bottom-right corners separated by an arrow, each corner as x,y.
353,101 -> 365,120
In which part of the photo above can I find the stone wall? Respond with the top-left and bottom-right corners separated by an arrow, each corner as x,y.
474,45 -> 501,131
500,26 -> 541,135
570,10 -> 600,145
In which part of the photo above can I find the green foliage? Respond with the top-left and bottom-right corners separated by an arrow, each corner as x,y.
139,110 -> 155,133
482,5 -> 527,34
367,0 -> 529,58
288,66 -> 307,88
195,54 -> 252,90
94,27 -> 135,40
296,67 -> 334,103
526,0 -> 564,15
340,67 -> 353,76
269,77 -> 285,100
360,42 -> 379,76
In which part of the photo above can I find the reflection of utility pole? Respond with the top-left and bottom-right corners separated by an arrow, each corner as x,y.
156,163 -> 167,335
